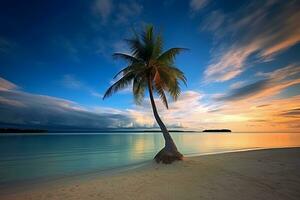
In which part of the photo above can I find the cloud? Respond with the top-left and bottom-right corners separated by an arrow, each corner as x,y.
1,76 -> 299,132
92,0 -> 142,25
203,1 -> 300,82
280,108 -> 300,118
208,93 -> 300,132
0,77 -> 132,130
113,40 -> 129,53
126,89 -> 300,132
115,1 -> 143,25
93,0 -> 113,24
217,80 -> 269,101
200,10 -> 225,32
216,64 -> 300,102
127,91 -> 209,129
229,81 -> 246,89
62,74 -> 83,90
0,77 -> 19,91
98,83 -> 300,132
61,74 -> 103,98
91,1 -> 143,59
190,0 -> 209,12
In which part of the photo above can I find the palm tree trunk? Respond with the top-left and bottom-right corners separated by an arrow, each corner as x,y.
148,78 -> 183,164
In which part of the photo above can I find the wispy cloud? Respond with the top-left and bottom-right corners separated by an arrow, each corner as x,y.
190,0 -> 209,12
62,74 -> 84,90
93,0 -> 113,24
0,77 -> 19,91
91,0 -> 143,60
280,108 -> 300,118
92,0 -> 142,25
61,74 -> 102,98
229,81 -> 246,89
203,1 -> 300,82
127,91 -> 209,129
113,40 -> 130,54
200,10 -> 225,32
216,64 -> 300,102
115,1 -> 143,25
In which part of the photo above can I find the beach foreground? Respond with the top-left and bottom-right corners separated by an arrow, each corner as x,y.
3,148 -> 300,200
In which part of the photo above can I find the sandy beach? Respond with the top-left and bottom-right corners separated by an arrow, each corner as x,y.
2,147 -> 300,200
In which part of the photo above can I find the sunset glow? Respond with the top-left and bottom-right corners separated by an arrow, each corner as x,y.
0,0 -> 299,132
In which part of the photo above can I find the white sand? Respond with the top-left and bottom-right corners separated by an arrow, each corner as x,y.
2,148 -> 300,200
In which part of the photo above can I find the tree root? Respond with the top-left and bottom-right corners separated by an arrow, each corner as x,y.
154,148 -> 183,164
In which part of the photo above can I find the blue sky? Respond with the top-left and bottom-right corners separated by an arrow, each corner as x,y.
0,0 -> 299,131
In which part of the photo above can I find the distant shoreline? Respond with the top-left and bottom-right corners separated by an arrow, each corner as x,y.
0,128 -> 47,133
0,128 -> 197,134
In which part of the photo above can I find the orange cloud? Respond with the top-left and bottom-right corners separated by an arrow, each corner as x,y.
203,1 -> 300,82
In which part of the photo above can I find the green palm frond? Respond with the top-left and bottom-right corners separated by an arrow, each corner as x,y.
153,69 -> 169,108
167,79 -> 181,101
143,25 -> 154,42
155,67 -> 182,101
112,62 -> 144,79
103,24 -> 187,108
125,38 -> 144,59
133,76 -> 147,105
158,48 -> 188,63
103,73 -> 134,99
113,53 -> 139,63
153,34 -> 163,58
141,26 -> 155,61
166,66 -> 187,86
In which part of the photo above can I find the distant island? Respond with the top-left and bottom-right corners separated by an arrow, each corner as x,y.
0,128 -> 48,133
203,129 -> 231,132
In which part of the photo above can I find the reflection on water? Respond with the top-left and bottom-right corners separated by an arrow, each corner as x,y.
0,132 -> 300,185
176,133 -> 300,154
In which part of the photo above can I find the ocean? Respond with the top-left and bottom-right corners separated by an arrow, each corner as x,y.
0,132 -> 300,188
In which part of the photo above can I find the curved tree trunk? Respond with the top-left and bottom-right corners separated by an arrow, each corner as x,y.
148,79 -> 183,164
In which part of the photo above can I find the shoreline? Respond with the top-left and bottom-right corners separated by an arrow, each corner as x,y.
2,147 -> 300,200
0,146 -> 292,193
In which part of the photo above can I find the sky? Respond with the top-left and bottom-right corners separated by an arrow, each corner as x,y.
0,0 -> 299,132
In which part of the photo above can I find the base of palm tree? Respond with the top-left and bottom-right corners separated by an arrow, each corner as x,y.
154,148 -> 183,164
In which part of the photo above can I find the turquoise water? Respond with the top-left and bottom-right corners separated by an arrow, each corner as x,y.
0,132 -> 300,187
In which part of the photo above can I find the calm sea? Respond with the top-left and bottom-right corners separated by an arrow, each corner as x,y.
0,132 -> 300,188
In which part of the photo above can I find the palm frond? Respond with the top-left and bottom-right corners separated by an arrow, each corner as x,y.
153,70 -> 169,109
141,25 -> 155,61
156,67 -> 183,101
167,79 -> 181,101
155,85 -> 168,109
113,53 -> 139,63
125,38 -> 145,59
168,66 -> 187,86
158,48 -> 188,63
142,25 -> 154,44
112,62 -> 145,79
133,76 -> 147,104
103,73 -> 134,99
103,24 -> 187,108
153,34 -> 163,58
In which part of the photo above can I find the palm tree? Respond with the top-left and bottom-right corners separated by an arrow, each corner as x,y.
103,25 -> 187,164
